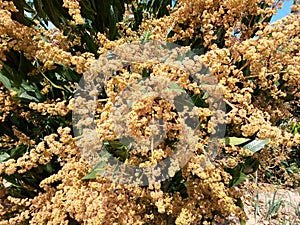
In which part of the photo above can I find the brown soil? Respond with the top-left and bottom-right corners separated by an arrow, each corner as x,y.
243,184 -> 300,225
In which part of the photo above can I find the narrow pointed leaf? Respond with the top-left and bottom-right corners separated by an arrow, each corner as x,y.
243,138 -> 270,153
224,137 -> 251,146
0,152 -> 10,163
231,172 -> 247,186
0,73 -> 12,90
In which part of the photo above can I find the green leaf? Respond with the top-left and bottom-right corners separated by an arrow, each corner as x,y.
240,218 -> 246,225
82,160 -> 107,180
243,138 -> 270,153
173,94 -> 194,111
226,164 -> 249,187
80,0 -> 95,20
10,145 -> 28,159
20,82 -> 35,92
231,171 -> 247,187
108,5 -> 117,39
83,32 -> 98,54
0,123 -> 15,138
0,73 -> 12,90
243,157 -> 259,174
18,91 -> 39,102
17,81 -> 43,102
169,82 -> 185,93
42,163 -> 54,173
34,0 -> 47,19
236,197 -> 244,209
235,197 -> 246,225
1,62 -> 22,86
191,94 -> 208,108
82,149 -> 111,180
82,169 -> 98,180
202,91 -> 209,99
224,137 -> 251,146
141,31 -> 152,43
0,152 -> 10,162
1,174 -> 22,188
142,68 -> 150,78
41,0 -> 63,28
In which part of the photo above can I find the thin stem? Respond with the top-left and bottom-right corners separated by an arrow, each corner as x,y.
224,99 -> 237,109
236,61 -> 250,76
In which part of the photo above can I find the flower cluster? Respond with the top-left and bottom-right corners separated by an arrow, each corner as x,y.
29,99 -> 73,116
63,0 -> 84,25
0,0 -> 299,224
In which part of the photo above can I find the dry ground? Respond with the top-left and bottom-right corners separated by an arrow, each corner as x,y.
243,183 -> 300,225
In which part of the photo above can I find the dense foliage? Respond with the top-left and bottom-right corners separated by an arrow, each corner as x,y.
0,0 -> 299,224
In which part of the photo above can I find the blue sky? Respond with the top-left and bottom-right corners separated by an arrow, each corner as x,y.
171,0 -> 293,23
270,0 -> 293,23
